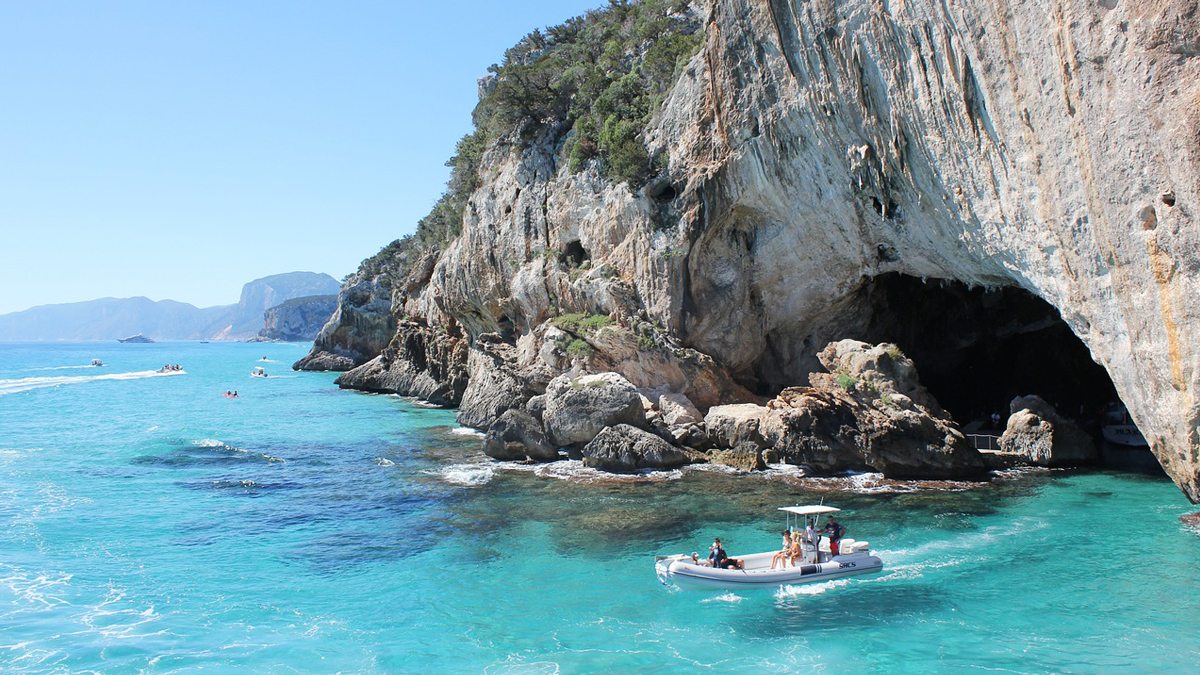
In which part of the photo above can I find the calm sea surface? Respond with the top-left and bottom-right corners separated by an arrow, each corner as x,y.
0,341 -> 1197,672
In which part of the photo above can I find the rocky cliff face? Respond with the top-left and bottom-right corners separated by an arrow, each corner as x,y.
217,272 -> 340,338
304,0 -> 1200,500
259,295 -> 337,341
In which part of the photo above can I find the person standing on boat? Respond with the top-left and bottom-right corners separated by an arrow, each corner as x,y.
805,519 -> 820,563
824,517 -> 846,556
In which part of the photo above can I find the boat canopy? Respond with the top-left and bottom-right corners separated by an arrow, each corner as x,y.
778,505 -> 840,516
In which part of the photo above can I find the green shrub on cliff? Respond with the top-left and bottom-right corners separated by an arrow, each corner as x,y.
835,370 -> 857,392
565,338 -> 593,358
474,0 -> 702,186
552,312 -> 614,333
377,1 -> 703,290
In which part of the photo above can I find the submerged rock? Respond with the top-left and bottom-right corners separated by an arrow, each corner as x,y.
1000,395 -> 1097,467
581,424 -> 688,473
542,372 -> 647,447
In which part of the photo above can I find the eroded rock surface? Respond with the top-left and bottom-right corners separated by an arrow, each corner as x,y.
1000,395 -> 1097,466
483,409 -> 558,462
312,0 -> 1200,498
542,372 -> 648,447
581,424 -> 689,473
767,341 -> 986,479
295,277 -> 396,371
334,319 -> 468,405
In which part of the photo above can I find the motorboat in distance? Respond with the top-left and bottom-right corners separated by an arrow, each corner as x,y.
655,505 -> 883,589
1102,403 -> 1148,447
251,367 -> 268,378
90,359 -> 104,367
118,334 -> 155,343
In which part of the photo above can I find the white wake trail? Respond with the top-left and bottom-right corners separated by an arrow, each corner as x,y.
22,364 -> 100,372
0,369 -> 185,396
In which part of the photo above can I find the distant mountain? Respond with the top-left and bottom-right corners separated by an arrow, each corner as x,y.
212,272 -> 342,339
0,272 -> 340,341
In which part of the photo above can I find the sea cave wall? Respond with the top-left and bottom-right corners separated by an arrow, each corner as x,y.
301,0 -> 1200,500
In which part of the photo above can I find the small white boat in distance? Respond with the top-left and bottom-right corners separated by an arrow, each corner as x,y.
91,359 -> 104,367
251,367 -> 268,378
655,505 -> 883,589
1102,403 -> 1147,447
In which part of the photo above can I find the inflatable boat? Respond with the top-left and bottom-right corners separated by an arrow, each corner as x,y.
654,505 -> 883,589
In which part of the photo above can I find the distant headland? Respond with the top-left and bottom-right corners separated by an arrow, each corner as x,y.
0,271 -> 339,342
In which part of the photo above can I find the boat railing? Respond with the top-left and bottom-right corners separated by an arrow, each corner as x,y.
966,434 -> 1002,451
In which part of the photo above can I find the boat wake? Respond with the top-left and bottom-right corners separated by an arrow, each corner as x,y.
701,592 -> 745,604
775,579 -> 852,598
0,369 -> 185,396
876,516 -> 1046,564
22,364 -> 101,372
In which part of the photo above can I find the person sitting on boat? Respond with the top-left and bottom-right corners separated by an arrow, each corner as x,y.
824,517 -> 846,556
690,551 -> 710,567
770,530 -> 792,570
788,529 -> 806,565
708,538 -> 727,568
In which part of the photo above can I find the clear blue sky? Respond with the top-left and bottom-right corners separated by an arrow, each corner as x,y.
0,0 -> 602,314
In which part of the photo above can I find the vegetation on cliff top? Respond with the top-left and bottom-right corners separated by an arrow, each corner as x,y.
473,0 -> 702,186
359,1 -> 702,288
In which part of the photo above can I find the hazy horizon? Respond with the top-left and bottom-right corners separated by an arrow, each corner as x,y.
0,270 -> 339,317
0,0 -> 600,315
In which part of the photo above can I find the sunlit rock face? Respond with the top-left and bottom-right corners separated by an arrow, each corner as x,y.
653,0 -> 1198,500
310,0 -> 1200,499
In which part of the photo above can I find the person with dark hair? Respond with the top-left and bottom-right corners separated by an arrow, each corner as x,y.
770,530 -> 792,569
824,517 -> 846,556
707,538 -> 727,568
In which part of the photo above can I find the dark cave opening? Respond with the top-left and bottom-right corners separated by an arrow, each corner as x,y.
856,273 -> 1118,428
559,240 -> 589,267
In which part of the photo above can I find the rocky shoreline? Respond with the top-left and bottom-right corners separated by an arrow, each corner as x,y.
295,0 -> 1197,500
335,330 -> 1107,482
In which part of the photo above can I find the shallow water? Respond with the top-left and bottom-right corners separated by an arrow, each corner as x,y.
1,341 -> 1197,671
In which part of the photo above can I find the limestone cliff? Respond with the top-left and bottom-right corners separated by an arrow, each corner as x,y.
259,295 -> 337,342
303,0 -> 1200,500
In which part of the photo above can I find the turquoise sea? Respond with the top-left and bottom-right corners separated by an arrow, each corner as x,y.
1,341 -> 1198,672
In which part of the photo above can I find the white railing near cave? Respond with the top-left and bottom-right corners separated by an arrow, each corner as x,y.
966,434 -> 1002,451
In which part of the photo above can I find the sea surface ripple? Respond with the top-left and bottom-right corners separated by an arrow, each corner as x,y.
0,341 -> 1197,671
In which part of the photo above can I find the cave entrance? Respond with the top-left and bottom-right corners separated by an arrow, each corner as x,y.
856,273 -> 1118,429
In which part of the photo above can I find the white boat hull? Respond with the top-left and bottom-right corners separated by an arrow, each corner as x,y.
655,549 -> 883,589
1101,425 -> 1147,447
